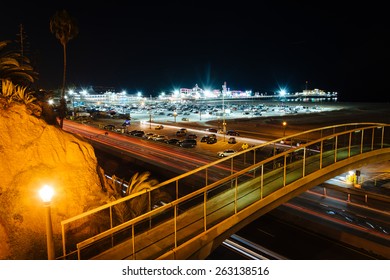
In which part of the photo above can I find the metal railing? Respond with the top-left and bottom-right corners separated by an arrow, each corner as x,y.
59,123 -> 390,259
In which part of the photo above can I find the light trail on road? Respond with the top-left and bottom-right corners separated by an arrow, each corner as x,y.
63,120 -> 245,183
284,192 -> 390,240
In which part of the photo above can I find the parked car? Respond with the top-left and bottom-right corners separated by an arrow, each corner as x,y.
228,137 -> 237,144
129,129 -> 142,135
178,139 -> 197,148
155,124 -> 164,130
143,132 -> 155,139
176,130 -> 186,137
164,138 -> 180,145
200,135 -> 210,142
129,130 -> 145,137
217,149 -> 236,157
133,131 -> 145,137
226,130 -> 239,136
207,137 -> 217,144
153,135 -> 168,141
103,124 -> 115,131
206,128 -> 218,133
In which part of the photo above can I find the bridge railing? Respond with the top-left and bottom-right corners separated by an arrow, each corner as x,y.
60,123 -> 390,259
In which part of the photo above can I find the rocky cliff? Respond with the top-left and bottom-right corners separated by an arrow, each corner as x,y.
0,103 -> 107,259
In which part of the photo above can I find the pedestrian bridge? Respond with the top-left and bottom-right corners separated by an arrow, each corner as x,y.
59,123 -> 390,260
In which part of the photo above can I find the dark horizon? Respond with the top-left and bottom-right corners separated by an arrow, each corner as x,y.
1,1 -> 389,102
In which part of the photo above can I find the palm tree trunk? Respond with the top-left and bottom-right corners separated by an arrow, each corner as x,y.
59,43 -> 67,128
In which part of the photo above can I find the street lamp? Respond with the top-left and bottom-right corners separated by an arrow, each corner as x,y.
282,121 -> 287,137
149,109 -> 152,129
173,111 -> 177,123
222,121 -> 227,142
39,185 -> 55,260
222,84 -> 227,141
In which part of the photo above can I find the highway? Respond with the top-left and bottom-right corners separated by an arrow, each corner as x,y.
210,183 -> 389,260
63,119 -> 275,187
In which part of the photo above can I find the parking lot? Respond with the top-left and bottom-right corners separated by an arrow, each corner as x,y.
71,100 -> 343,158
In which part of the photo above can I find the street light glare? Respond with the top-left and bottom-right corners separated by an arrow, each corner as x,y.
39,185 -> 54,203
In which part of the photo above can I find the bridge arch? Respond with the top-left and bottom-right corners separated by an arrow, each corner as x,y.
162,148 -> 390,259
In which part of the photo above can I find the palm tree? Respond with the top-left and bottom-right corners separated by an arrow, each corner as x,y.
0,40 -> 37,87
49,10 -> 78,128
105,172 -> 172,224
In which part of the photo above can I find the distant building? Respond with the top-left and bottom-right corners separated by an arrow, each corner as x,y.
62,83 -> 337,108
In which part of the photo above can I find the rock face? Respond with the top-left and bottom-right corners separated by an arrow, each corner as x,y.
0,103 -> 106,259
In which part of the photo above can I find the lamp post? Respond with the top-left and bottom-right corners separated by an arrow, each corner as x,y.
222,82 -> 227,141
149,109 -> 152,129
39,185 -> 55,260
173,111 -> 177,123
282,121 -> 287,137
222,121 -> 227,142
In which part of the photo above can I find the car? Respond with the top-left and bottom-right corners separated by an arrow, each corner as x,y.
178,139 -> 197,148
217,149 -> 236,157
200,135 -> 210,142
176,130 -> 186,137
103,124 -> 115,131
226,130 -> 239,136
207,137 -> 217,144
133,131 -> 145,137
206,128 -> 218,133
155,125 -> 164,130
143,132 -> 155,139
153,135 -> 168,141
280,138 -> 293,145
228,137 -> 237,144
129,129 -> 142,135
129,130 -> 145,137
164,138 -> 180,145
181,117 -> 189,121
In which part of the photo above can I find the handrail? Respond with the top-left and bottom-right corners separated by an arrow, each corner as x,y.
63,123 -> 386,223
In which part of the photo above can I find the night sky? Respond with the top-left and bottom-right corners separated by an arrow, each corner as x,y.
1,1 -> 389,102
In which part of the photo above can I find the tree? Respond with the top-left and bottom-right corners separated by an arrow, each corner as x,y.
0,40 -> 37,87
49,10 -> 78,128
104,172 -> 172,225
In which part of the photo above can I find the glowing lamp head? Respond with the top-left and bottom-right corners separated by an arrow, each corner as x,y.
39,185 -> 54,203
